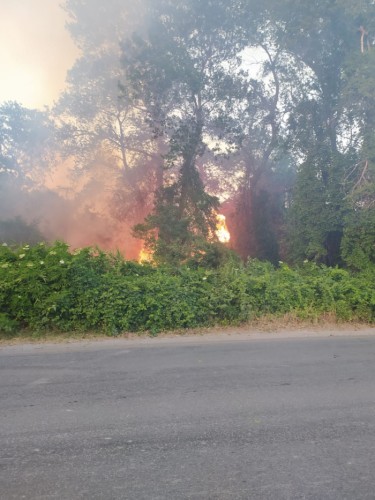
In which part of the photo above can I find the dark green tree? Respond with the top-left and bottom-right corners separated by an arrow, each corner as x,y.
341,20 -> 375,268
267,0 -> 358,264
124,0 -> 248,264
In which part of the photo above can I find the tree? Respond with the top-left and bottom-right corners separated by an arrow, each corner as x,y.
124,0 -> 248,264
227,17 -> 292,262
0,101 -> 55,187
0,101 -> 59,246
0,217 -> 44,246
340,4 -> 375,268
57,0 -> 160,227
262,0 -> 356,264
287,148 -> 352,265
21,0 -> 372,266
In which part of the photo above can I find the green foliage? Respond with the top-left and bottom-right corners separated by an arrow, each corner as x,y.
133,182 -> 220,266
1,242 -> 373,337
287,150 -> 350,265
341,207 -> 375,270
0,313 -> 19,334
124,0 -> 248,265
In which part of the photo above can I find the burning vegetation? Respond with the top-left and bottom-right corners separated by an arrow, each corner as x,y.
138,246 -> 153,263
138,213 -> 231,262
0,0 -> 374,271
215,214 -> 230,244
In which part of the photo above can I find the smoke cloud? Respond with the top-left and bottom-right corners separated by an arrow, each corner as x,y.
0,0 -> 78,108
0,1 -> 144,257
1,162 -> 141,259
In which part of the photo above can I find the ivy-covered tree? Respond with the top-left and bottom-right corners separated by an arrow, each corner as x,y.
124,0 -> 248,264
263,0 -> 359,264
341,23 -> 375,269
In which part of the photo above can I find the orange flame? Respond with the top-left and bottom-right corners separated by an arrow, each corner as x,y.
216,213 -> 230,243
138,213 -> 230,261
139,246 -> 153,262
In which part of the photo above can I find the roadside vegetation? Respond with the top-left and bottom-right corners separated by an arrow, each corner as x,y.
1,241 -> 373,339
1,1 -> 375,342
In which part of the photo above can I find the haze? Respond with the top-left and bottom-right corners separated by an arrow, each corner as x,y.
0,0 -> 78,108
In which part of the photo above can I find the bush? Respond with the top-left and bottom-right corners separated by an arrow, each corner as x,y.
0,313 -> 19,334
0,242 -> 374,336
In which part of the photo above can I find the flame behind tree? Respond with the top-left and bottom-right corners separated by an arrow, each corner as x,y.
139,246 -> 153,262
215,214 -> 230,243
138,212 -> 230,262
126,0 -> 247,267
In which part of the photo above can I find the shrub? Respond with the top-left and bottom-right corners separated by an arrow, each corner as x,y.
1,242 -> 374,336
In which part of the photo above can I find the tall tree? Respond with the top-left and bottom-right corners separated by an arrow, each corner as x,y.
270,0 -> 356,264
124,0 -> 248,264
57,0 -> 159,225
340,0 -> 375,268
0,101 -> 58,244
0,101 -> 55,187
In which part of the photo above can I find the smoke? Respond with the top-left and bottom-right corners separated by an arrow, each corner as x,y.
0,0 -> 236,261
0,1 -> 148,258
0,0 -> 78,108
1,159 -> 142,259
0,0 -> 230,259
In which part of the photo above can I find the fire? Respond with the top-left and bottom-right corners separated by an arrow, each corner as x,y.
138,213 -> 230,261
139,246 -> 153,262
215,213 -> 230,243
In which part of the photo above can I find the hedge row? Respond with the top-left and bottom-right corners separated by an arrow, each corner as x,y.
1,242 -> 374,334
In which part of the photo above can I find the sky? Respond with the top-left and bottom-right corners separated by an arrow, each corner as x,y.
0,0 -> 78,109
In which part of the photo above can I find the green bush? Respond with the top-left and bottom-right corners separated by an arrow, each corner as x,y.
0,242 -> 374,336
0,313 -> 19,334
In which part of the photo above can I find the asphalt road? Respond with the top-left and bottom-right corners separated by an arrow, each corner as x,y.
1,332 -> 375,499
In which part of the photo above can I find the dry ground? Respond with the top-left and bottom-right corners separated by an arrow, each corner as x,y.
1,315 -> 374,346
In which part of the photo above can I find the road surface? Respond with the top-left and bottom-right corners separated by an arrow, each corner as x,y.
1,331 -> 375,499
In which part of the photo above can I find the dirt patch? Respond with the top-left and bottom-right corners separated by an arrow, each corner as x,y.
0,315 -> 374,347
